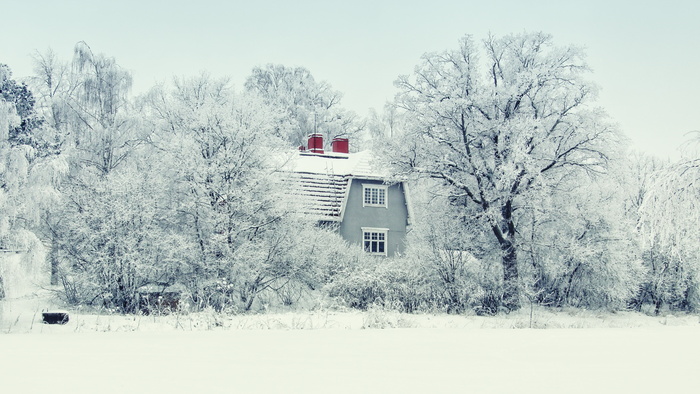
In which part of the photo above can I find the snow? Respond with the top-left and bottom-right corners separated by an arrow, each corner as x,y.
0,253 -> 48,299
286,151 -> 381,178
1,307 -> 698,393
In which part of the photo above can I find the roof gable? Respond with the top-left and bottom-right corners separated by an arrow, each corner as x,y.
283,150 -> 385,221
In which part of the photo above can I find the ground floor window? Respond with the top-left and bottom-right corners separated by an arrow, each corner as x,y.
362,227 -> 388,256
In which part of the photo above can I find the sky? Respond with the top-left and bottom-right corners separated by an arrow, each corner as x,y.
1,0 -> 698,159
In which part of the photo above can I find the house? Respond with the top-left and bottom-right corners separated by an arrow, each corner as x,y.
285,134 -> 412,257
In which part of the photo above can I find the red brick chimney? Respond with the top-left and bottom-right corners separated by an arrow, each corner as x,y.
331,137 -> 349,154
308,133 -> 324,154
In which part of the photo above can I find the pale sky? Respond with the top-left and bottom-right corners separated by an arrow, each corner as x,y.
1,0 -> 698,159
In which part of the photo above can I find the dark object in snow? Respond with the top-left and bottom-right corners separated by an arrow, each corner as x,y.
42,311 -> 69,324
137,284 -> 185,314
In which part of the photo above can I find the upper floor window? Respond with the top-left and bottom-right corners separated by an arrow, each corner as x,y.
363,184 -> 388,208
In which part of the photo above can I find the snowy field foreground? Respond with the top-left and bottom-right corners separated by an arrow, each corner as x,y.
2,297 -> 700,394
1,324 -> 699,394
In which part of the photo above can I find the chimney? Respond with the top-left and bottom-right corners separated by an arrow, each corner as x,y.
331,137 -> 349,154
308,133 -> 324,154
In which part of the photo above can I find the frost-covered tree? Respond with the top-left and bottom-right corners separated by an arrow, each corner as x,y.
30,48 -> 70,139
1,64 -> 55,155
65,41 -> 137,174
52,162 -> 187,311
637,136 -> 700,312
244,64 -> 363,148
367,102 -> 404,143
405,185 -> 501,314
389,32 -> 620,310
146,75 -> 324,311
1,68 -> 65,298
42,43 -> 151,301
519,171 -> 644,309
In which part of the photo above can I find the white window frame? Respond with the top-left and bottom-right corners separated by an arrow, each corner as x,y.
362,227 -> 389,256
362,184 -> 388,208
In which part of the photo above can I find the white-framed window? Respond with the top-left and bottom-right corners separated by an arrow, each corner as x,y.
362,227 -> 388,256
362,184 -> 388,208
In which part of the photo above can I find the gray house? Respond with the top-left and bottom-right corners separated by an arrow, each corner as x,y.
286,135 -> 412,257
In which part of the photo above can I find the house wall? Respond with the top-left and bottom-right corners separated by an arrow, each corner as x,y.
339,179 -> 409,257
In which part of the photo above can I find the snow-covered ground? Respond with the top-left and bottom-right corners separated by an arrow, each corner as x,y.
2,323 -> 698,393
2,296 -> 699,394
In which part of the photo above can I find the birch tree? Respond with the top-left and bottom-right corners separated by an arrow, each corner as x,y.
65,41 -> 137,174
30,48 -> 70,140
390,32 -> 620,310
42,44 -> 153,304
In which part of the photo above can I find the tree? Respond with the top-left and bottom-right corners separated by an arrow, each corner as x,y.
406,186 -> 501,314
390,32 -> 620,310
0,64 -> 54,155
637,135 -> 700,312
367,102 -> 403,142
51,162 -> 185,311
66,41 -> 136,174
1,68 -> 65,298
244,64 -> 363,148
30,48 -> 70,137
32,42 -> 174,299
146,75 -> 324,311
519,170 -> 644,309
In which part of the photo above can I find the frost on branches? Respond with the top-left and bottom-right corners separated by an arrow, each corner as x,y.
1,67 -> 63,298
390,32 -> 621,310
244,64 -> 363,149
637,137 -> 700,313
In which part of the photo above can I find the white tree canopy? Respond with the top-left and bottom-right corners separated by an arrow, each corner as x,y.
390,32 -> 621,309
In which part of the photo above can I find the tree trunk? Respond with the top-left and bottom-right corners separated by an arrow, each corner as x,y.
654,297 -> 663,316
50,235 -> 59,286
495,200 -> 520,311
501,238 -> 520,311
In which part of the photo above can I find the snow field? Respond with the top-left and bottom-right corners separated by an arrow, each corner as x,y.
1,326 -> 699,394
1,303 -> 700,394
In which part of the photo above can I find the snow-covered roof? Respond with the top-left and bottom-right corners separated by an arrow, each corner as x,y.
283,150 -> 385,221
285,150 -> 383,179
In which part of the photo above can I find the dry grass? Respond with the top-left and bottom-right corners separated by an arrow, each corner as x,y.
3,300 -> 699,334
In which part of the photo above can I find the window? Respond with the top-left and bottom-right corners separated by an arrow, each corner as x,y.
363,184 -> 388,207
362,228 -> 388,256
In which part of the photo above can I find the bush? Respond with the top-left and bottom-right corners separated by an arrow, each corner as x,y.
325,256 -> 435,313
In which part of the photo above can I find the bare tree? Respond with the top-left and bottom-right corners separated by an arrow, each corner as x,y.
245,64 -> 363,148
67,41 -> 137,175
389,32 -> 620,310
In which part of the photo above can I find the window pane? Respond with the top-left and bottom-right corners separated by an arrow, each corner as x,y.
364,187 -> 386,206
363,230 -> 387,255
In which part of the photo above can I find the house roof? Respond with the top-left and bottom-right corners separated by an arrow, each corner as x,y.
286,150 -> 382,179
283,151 -> 385,221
